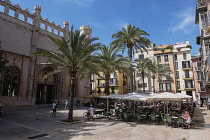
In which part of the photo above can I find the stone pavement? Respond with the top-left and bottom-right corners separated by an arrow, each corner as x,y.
0,105 -> 210,140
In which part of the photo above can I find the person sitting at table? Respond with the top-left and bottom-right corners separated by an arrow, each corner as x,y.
181,110 -> 186,117
181,111 -> 191,128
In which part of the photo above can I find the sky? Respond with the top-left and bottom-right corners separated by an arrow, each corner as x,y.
10,0 -> 200,55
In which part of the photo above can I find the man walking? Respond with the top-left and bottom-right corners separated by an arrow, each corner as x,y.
52,101 -> 57,117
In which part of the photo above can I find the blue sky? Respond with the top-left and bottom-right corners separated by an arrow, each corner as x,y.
11,0 -> 200,55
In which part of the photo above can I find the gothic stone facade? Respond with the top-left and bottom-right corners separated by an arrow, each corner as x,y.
0,0 -> 91,106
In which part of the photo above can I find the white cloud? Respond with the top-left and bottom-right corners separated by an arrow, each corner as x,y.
62,0 -> 96,6
169,7 -> 196,33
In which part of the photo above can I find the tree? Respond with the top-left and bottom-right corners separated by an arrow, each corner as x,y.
134,58 -> 151,93
34,26 -> 100,122
148,59 -> 172,93
91,45 -> 131,95
111,24 -> 151,92
111,24 -> 151,58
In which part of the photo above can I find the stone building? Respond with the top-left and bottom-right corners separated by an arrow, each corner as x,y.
0,0 -> 91,106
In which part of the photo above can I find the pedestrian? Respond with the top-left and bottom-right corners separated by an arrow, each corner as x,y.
64,100 -> 68,111
52,101 -> 57,117
88,105 -> 95,121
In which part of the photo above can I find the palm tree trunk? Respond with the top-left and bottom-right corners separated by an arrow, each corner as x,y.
153,77 -> 155,94
105,74 -> 110,95
142,71 -> 145,93
68,72 -> 76,122
105,74 -> 110,112
128,47 -> 134,92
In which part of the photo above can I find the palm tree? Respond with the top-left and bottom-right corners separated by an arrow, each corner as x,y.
111,24 -> 151,92
111,24 -> 151,59
149,59 -> 172,93
34,26 -> 100,122
91,45 -> 131,95
134,58 -> 151,93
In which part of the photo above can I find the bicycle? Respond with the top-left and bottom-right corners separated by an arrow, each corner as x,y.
83,111 -> 90,120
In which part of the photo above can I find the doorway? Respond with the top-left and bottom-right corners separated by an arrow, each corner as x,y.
36,84 -> 54,104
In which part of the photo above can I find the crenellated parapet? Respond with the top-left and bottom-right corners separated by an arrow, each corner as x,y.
0,0 -> 68,38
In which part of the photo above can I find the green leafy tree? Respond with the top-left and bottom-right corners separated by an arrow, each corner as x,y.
91,45 -> 131,95
34,26 -> 100,122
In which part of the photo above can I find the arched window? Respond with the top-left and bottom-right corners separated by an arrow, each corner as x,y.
2,66 -> 20,96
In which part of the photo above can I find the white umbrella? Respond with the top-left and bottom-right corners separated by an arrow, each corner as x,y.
100,93 -> 124,99
147,92 -> 181,101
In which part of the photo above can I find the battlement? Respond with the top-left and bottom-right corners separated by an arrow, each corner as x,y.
0,0 -> 68,37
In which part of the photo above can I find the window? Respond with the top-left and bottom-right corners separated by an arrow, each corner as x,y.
176,71 -> 179,79
97,88 -> 101,93
175,62 -> 178,69
183,53 -> 187,60
157,56 -> 161,62
164,63 -> 170,70
158,74 -> 162,81
138,54 -> 144,59
138,83 -> 147,88
182,61 -> 191,68
166,83 -> 171,91
177,81 -> 180,89
164,55 -> 169,62
197,61 -> 202,70
200,83 -> 205,91
2,66 -> 20,96
166,73 -> 171,81
184,70 -> 189,78
111,88 -> 115,93
185,80 -> 193,88
159,83 -> 163,91
174,54 -> 177,61
197,72 -> 201,80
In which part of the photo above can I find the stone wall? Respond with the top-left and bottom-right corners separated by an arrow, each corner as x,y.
0,0 -> 91,106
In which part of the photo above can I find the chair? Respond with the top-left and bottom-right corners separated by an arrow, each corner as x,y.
161,114 -> 167,126
185,118 -> 195,129
166,116 -> 173,127
123,113 -> 129,122
150,114 -> 157,124
136,114 -> 143,124
176,117 -> 184,128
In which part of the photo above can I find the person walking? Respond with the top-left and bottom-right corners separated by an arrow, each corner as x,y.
52,101 -> 57,117
64,100 -> 68,110
88,105 -> 95,121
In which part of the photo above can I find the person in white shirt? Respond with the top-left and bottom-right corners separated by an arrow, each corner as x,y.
64,100 -> 68,110
52,102 -> 57,117
88,105 -> 95,121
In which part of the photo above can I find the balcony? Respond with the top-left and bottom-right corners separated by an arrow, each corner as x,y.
183,77 -> 193,80
184,87 -> 195,90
